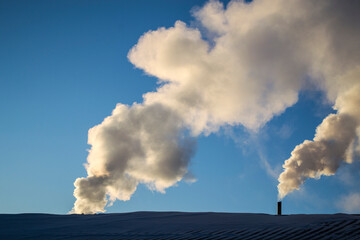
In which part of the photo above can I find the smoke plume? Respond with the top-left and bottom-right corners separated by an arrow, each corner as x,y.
72,0 -> 360,213
278,83 -> 360,199
72,104 -> 195,214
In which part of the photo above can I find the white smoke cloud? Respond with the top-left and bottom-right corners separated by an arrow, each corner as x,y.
278,72 -> 360,199
72,104 -> 195,214
72,0 -> 360,213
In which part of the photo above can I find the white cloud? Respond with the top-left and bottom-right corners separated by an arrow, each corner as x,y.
71,104 -> 196,214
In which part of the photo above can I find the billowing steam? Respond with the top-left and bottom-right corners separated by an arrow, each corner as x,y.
278,82 -> 360,199
72,104 -> 196,214
72,0 -> 360,213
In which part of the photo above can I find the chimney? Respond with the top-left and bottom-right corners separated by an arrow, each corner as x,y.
277,201 -> 282,216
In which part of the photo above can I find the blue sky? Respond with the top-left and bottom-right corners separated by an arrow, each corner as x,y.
1,0 -> 359,214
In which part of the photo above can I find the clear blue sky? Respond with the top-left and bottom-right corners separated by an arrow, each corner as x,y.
1,0 -> 358,214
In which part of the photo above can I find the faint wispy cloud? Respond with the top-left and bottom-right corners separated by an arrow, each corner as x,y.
257,151 -> 282,180
337,193 -> 360,213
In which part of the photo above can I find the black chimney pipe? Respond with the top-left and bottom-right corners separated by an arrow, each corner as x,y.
277,201 -> 282,216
